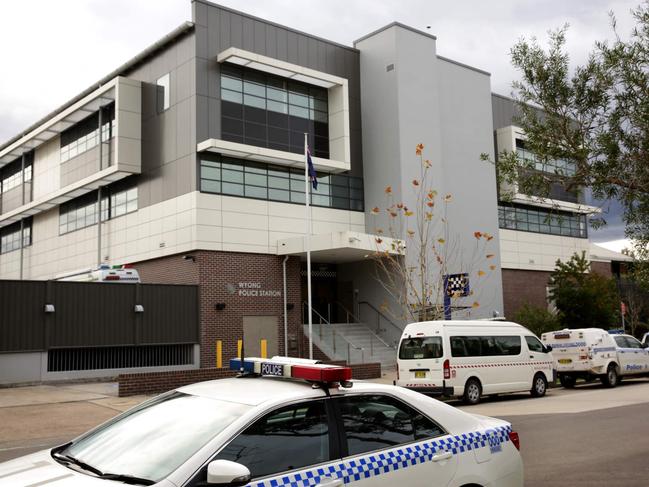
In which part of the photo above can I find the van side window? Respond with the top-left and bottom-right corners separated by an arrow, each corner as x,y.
450,336 -> 521,357
525,336 -> 544,353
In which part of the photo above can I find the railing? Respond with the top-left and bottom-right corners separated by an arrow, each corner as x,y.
333,301 -> 393,352
358,301 -> 403,348
302,302 -> 367,364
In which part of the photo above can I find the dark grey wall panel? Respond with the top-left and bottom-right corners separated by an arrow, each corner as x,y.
140,285 -> 199,344
492,93 -> 521,130
0,281 -> 45,352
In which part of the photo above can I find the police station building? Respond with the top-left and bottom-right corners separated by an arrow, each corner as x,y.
0,1 -> 622,376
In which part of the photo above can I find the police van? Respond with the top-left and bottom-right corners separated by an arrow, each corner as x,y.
541,328 -> 649,388
396,320 -> 554,405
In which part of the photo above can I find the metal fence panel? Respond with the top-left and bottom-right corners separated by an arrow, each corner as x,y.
0,281 -> 46,352
140,284 -> 199,344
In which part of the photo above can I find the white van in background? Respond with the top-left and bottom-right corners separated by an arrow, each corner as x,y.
395,320 -> 554,405
541,328 -> 649,388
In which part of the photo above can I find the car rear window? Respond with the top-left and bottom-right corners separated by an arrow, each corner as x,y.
398,337 -> 443,359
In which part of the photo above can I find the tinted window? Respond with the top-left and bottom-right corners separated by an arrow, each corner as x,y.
450,336 -> 521,357
399,337 -> 443,359
338,395 -> 444,456
525,336 -> 544,353
614,336 -> 629,348
215,400 -> 330,479
624,336 -> 643,349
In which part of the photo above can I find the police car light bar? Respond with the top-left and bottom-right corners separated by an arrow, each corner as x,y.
229,357 -> 352,384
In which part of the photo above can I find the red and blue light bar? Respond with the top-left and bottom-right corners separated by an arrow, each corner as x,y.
229,356 -> 352,384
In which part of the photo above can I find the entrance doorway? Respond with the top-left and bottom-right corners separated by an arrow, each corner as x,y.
301,263 -> 355,323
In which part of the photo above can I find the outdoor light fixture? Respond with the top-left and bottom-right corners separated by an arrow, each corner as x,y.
44,304 -> 55,313
215,303 -> 226,311
134,304 -> 144,313
183,255 -> 196,262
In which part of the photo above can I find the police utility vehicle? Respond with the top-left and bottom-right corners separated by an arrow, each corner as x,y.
396,320 -> 553,405
0,357 -> 524,487
541,328 -> 649,388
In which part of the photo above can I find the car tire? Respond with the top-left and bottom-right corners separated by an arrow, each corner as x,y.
601,364 -> 619,388
463,378 -> 482,405
531,373 -> 547,397
559,374 -> 576,388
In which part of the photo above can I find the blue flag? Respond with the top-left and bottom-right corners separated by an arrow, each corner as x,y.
307,148 -> 318,190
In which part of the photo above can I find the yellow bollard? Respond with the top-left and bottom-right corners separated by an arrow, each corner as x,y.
216,340 -> 222,368
237,339 -> 243,359
260,339 -> 268,359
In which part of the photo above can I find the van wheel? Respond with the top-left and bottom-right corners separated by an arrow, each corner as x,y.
601,364 -> 619,388
463,378 -> 482,405
531,373 -> 547,397
559,374 -> 576,388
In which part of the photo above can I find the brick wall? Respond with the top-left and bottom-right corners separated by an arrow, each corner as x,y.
591,261 -> 613,278
118,361 -> 382,397
502,268 -> 552,318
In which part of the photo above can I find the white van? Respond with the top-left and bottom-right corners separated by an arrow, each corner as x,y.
541,328 -> 649,388
395,320 -> 554,405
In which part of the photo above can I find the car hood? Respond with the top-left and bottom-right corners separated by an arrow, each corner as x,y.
0,450 -> 126,487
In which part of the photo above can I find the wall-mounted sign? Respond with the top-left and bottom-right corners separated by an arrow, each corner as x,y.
236,282 -> 281,298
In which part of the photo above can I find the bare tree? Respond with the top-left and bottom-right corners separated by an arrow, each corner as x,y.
370,144 -> 498,322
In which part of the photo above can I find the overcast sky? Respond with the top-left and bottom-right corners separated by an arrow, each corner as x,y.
0,0 -> 640,248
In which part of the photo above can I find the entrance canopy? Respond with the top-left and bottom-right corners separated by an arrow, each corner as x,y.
277,231 -> 402,263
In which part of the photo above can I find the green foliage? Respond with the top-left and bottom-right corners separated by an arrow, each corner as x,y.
495,4 -> 649,247
513,304 -> 560,337
549,252 -> 620,329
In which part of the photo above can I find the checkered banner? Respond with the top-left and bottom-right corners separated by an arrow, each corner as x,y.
444,273 -> 470,297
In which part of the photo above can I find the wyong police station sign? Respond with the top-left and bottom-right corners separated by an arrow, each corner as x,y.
235,282 -> 281,298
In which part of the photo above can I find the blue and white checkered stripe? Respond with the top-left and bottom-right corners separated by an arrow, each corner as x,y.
248,425 -> 512,487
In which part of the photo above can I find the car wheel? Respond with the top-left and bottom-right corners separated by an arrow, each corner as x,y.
559,374 -> 576,388
601,364 -> 618,388
531,373 -> 547,397
463,378 -> 482,405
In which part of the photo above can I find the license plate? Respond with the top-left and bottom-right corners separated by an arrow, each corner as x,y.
415,371 -> 426,379
558,358 -> 572,364
261,362 -> 284,376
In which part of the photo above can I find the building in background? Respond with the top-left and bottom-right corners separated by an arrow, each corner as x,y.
0,1 -> 629,382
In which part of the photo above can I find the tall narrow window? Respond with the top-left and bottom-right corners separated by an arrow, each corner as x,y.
157,73 -> 170,112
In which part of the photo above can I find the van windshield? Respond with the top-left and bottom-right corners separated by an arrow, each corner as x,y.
399,337 -> 443,359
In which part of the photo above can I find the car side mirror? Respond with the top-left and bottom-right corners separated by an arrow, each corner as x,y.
207,460 -> 251,486
544,345 -> 552,353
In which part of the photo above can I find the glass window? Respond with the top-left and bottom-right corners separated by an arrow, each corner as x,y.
398,337 -> 443,359
624,336 -> 643,349
337,395 -> 444,457
0,219 -> 32,254
614,336 -> 629,348
450,336 -> 521,357
215,400 -> 330,479
525,336 -> 544,353
59,392 -> 250,484
497,204 -> 587,238
60,106 -> 115,163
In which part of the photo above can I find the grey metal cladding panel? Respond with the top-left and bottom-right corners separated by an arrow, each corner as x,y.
297,35 -> 308,66
228,11 -> 244,50
276,28 -> 288,61
219,10 -> 232,51
254,20 -> 266,52
0,281 -> 45,352
492,94 -> 520,129
265,26 -> 277,59
50,282 -> 135,348
307,37 -> 318,69
242,17 -> 255,51
140,285 -> 199,344
286,31 -> 299,64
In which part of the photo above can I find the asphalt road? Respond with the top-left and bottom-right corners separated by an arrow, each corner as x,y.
1,379 -> 649,486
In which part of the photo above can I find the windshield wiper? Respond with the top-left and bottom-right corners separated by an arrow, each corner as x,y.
52,452 -> 103,477
99,473 -> 155,485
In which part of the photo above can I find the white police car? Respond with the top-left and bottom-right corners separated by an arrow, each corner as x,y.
0,357 -> 523,487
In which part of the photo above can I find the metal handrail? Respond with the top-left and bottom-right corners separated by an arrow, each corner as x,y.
358,301 -> 403,336
302,302 -> 366,363
333,301 -> 393,350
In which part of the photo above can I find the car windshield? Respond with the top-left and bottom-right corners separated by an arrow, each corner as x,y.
399,336 -> 443,359
59,391 -> 250,483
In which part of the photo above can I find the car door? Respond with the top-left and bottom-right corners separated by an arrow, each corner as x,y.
184,399 -> 345,487
624,335 -> 649,374
333,394 -> 458,487
613,335 -> 636,374
525,335 -> 552,385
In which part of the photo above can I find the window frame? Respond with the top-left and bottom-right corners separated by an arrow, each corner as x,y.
330,393 -> 448,459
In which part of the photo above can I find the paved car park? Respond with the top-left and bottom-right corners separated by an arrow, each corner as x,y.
1,377 -> 649,485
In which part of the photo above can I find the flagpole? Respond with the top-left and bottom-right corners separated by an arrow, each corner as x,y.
304,133 -> 313,360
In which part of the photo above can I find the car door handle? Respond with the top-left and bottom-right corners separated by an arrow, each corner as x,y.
431,451 -> 453,462
317,475 -> 343,487
530,355 -> 534,359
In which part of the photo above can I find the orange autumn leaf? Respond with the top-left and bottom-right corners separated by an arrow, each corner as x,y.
444,194 -> 452,202
425,212 -> 433,221
489,265 -> 496,270
486,253 -> 495,259
385,186 -> 392,194
474,231 -> 483,239
412,179 -> 420,186
415,143 -> 424,155
486,234 -> 494,241
437,238 -> 445,244
477,270 -> 486,277
472,301 -> 480,308
371,206 -> 380,215
397,203 -> 404,209
427,201 -> 434,208
375,237 -> 383,244
389,211 -> 398,218
404,210 -> 414,217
